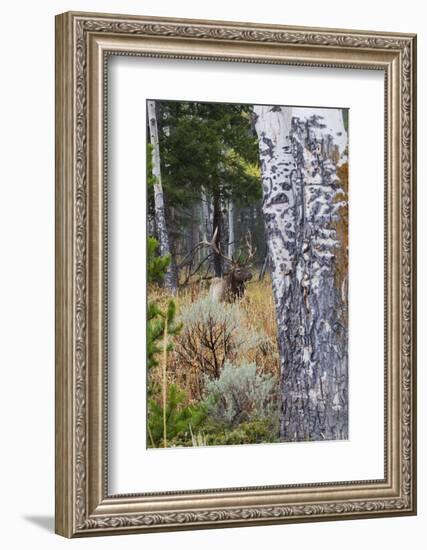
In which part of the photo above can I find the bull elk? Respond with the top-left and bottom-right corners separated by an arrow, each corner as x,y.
199,228 -> 255,303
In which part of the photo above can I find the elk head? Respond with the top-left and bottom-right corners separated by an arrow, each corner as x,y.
199,228 -> 255,302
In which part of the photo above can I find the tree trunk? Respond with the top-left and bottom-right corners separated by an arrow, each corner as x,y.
190,204 -> 202,264
147,213 -> 156,238
254,105 -> 348,442
147,100 -> 177,293
228,199 -> 235,259
259,251 -> 269,281
201,187 -> 212,240
212,189 -> 223,277
167,206 -> 179,286
198,188 -> 215,276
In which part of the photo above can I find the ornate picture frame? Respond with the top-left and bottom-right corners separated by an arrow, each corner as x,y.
55,11 -> 417,537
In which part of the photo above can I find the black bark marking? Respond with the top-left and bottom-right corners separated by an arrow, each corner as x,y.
255,107 -> 348,443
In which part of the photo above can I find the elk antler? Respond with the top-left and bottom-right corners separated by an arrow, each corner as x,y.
199,227 -> 235,265
239,230 -> 256,267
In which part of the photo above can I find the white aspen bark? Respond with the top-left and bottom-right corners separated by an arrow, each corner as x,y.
190,204 -> 202,264
254,105 -> 348,442
147,212 -> 156,238
147,100 -> 177,293
219,186 -> 229,266
254,105 -> 296,311
201,187 -> 213,239
228,199 -> 235,259
212,190 -> 223,277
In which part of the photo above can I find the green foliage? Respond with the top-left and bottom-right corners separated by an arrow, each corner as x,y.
203,419 -> 279,446
153,101 -> 261,230
147,299 -> 181,371
202,362 -> 278,427
147,236 -> 170,285
147,384 -> 207,448
147,237 -> 181,372
170,418 -> 279,447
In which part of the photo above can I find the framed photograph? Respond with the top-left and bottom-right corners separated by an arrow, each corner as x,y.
55,11 -> 417,537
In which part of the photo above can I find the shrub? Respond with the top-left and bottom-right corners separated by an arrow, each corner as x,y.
202,362 -> 278,427
174,297 -> 268,381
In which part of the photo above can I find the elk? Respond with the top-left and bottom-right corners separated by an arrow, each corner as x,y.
199,228 -> 255,303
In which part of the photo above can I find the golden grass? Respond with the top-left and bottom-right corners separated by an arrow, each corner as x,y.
148,272 -> 280,404
239,274 -> 279,376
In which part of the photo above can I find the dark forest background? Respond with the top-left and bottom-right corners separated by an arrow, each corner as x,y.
147,100 -> 266,285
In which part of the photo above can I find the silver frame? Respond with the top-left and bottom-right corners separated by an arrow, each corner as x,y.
55,11 -> 417,537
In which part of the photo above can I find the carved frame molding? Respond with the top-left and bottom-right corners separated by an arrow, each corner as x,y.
55,11 -> 416,537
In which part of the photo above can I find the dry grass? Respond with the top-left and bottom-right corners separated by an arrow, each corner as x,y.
240,274 -> 279,376
148,272 -> 280,405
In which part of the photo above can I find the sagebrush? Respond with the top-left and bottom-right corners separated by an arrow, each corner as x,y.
202,361 -> 278,427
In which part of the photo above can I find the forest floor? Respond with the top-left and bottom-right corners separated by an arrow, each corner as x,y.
149,273 -> 280,395
147,272 -> 282,448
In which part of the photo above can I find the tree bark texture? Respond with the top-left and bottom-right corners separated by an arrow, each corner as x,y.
147,100 -> 177,293
228,199 -> 235,259
201,187 -> 213,241
147,212 -> 156,238
254,105 -> 348,442
212,190 -> 223,277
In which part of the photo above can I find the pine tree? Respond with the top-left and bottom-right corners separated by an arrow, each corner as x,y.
152,101 -> 262,276
147,237 -> 181,371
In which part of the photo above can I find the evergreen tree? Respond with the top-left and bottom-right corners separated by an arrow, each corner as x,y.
151,101 -> 263,277
147,237 -> 181,372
